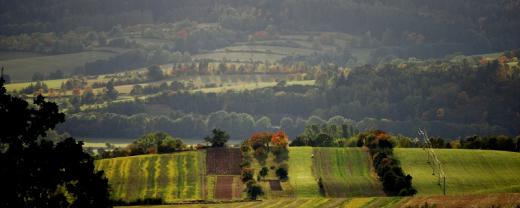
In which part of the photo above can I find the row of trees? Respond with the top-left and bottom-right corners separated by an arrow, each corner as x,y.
240,131 -> 290,200
95,132 -> 185,159
363,130 -> 417,196
77,49 -> 191,75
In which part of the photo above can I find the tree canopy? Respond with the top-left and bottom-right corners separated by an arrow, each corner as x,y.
204,128 -> 230,147
0,73 -> 111,207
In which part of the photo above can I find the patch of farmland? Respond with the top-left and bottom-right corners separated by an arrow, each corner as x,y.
193,52 -> 286,62
288,147 -> 320,197
5,78 -> 67,91
0,50 -> 119,82
313,147 -> 383,197
214,45 -> 317,56
206,148 -> 242,175
0,51 -> 46,60
395,148 -> 520,195
192,80 -> 314,94
95,151 -> 205,202
395,193 -> 520,208
131,38 -> 173,47
115,193 -> 520,207
269,180 -> 283,191
215,176 -> 233,200
116,198 -> 351,208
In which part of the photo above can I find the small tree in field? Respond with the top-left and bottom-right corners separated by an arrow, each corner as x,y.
246,181 -> 264,200
259,167 -> 269,178
204,129 -> 230,147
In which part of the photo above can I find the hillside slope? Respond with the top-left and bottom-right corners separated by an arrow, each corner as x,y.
313,147 -> 383,197
395,148 -> 520,195
288,147 -> 321,197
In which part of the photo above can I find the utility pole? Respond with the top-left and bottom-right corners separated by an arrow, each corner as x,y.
443,176 -> 446,195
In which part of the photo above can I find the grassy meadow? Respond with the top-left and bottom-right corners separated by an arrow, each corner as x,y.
395,148 -> 520,195
0,50 -> 120,82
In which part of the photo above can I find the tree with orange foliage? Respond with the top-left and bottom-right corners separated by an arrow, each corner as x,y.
271,131 -> 289,147
248,132 -> 272,150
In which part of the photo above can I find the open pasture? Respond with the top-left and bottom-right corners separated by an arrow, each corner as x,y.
395,148 -> 520,195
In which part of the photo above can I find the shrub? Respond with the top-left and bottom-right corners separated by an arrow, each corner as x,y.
259,167 -> 269,178
246,181 -> 264,200
241,168 -> 254,183
275,163 -> 289,181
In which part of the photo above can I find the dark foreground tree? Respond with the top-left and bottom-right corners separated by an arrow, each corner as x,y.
204,128 -> 230,147
0,72 -> 111,208
246,181 -> 264,200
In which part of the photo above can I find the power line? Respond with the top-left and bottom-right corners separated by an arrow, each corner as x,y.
418,129 -> 446,195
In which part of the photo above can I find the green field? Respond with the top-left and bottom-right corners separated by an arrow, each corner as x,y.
96,147 -> 520,206
288,147 -> 321,197
0,50 -> 119,82
95,151 -> 206,202
0,51 -> 46,60
313,147 -> 383,197
395,148 -> 520,195
192,80 -> 314,93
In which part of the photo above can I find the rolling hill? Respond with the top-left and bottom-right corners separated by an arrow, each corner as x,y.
395,148 -> 520,195
96,147 -> 520,206
312,147 -> 383,197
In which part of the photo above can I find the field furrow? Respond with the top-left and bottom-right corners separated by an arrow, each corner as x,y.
95,151 -> 205,203
313,147 -> 382,197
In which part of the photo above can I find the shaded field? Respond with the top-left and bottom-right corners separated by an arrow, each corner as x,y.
194,51 -> 286,62
192,80 -> 314,94
396,193 -> 520,208
206,148 -> 242,175
0,51 -> 45,60
116,193 -> 520,207
313,147 -> 382,197
118,198 -> 351,208
288,147 -> 320,197
0,50 -> 119,82
214,45 -> 317,56
395,148 -> 520,196
95,151 -> 205,202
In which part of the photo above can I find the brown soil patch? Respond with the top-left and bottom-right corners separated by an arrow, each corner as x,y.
397,193 -> 520,208
234,177 -> 243,198
215,176 -> 234,200
269,180 -> 283,191
206,148 -> 242,175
